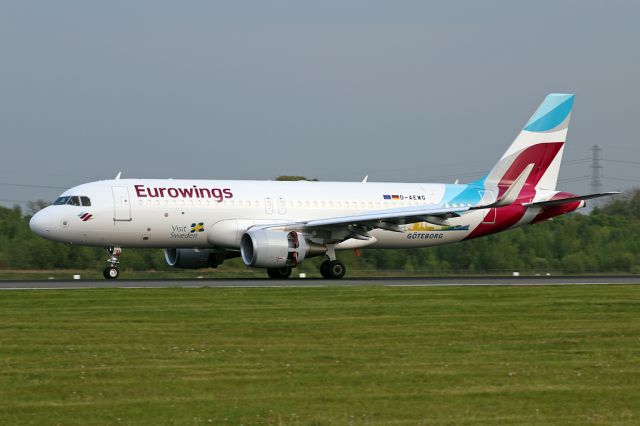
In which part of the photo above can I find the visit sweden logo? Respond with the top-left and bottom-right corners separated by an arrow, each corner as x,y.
191,222 -> 204,233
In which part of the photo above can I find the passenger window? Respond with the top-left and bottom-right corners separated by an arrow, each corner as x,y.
53,196 -> 69,205
80,196 -> 91,206
67,196 -> 80,206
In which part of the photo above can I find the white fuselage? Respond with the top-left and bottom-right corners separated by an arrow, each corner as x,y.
30,178 -> 503,251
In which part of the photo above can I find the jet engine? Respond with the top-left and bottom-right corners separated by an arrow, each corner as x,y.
164,248 -> 233,269
240,229 -> 325,268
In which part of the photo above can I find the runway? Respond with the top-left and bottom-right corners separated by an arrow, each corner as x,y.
1,275 -> 639,290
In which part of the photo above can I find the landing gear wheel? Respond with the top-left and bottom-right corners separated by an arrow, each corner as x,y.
325,260 -> 346,279
320,260 -> 331,279
103,266 -> 119,280
267,266 -> 292,279
103,246 -> 122,280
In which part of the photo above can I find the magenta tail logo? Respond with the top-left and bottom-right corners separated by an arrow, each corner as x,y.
78,212 -> 93,221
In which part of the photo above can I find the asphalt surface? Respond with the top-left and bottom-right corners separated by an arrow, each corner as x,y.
1,276 -> 639,290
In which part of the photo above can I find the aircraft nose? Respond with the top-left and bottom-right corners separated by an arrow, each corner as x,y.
29,209 -> 50,237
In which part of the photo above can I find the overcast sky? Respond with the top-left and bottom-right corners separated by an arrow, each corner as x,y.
1,1 -> 639,207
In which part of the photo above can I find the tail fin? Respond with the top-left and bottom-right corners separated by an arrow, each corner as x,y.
484,93 -> 574,192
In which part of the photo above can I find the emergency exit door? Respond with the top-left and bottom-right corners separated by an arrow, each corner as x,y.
278,197 -> 286,215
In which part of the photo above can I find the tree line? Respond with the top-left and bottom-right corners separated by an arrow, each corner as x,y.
1,190 -> 638,274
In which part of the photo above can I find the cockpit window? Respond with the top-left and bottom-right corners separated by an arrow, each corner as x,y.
53,195 -> 90,206
53,196 -> 70,205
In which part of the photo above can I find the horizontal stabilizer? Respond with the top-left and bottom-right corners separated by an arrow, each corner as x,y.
524,192 -> 620,207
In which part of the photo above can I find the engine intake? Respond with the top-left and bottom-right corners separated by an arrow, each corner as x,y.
240,229 -> 324,268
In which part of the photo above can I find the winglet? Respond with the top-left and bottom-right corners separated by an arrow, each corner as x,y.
472,163 -> 534,210
494,163 -> 534,207
115,172 -> 122,180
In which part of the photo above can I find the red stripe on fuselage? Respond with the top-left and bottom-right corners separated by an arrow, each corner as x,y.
466,142 -> 565,240
531,192 -> 582,224
466,191 -> 582,240
465,204 -> 527,240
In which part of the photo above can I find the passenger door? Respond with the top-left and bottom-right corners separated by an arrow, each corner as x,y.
112,186 -> 132,221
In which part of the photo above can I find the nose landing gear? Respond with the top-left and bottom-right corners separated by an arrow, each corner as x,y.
103,246 -> 122,279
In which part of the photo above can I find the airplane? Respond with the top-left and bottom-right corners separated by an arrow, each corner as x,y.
29,93 -> 617,279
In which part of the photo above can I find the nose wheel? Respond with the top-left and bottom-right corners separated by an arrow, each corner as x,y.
103,266 -> 119,279
104,246 -> 122,280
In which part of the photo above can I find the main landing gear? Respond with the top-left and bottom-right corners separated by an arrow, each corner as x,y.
319,260 -> 346,279
264,261 -> 346,279
264,244 -> 347,280
267,266 -> 292,279
103,246 -> 122,279
319,245 -> 346,279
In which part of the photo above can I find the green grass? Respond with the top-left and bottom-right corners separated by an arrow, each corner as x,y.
0,285 -> 638,425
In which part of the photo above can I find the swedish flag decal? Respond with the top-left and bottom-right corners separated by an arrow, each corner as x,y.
191,222 -> 204,233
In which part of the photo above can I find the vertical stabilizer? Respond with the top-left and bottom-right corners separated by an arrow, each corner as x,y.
484,93 -> 574,192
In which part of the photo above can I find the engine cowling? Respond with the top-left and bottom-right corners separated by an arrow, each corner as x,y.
240,230 -> 324,268
164,248 -> 226,269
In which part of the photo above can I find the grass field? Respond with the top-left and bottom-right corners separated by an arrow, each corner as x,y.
0,285 -> 638,425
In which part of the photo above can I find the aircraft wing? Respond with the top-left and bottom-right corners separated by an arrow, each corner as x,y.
296,163 -> 536,231
259,204 -> 472,243
256,169 -> 534,242
302,204 -> 469,230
